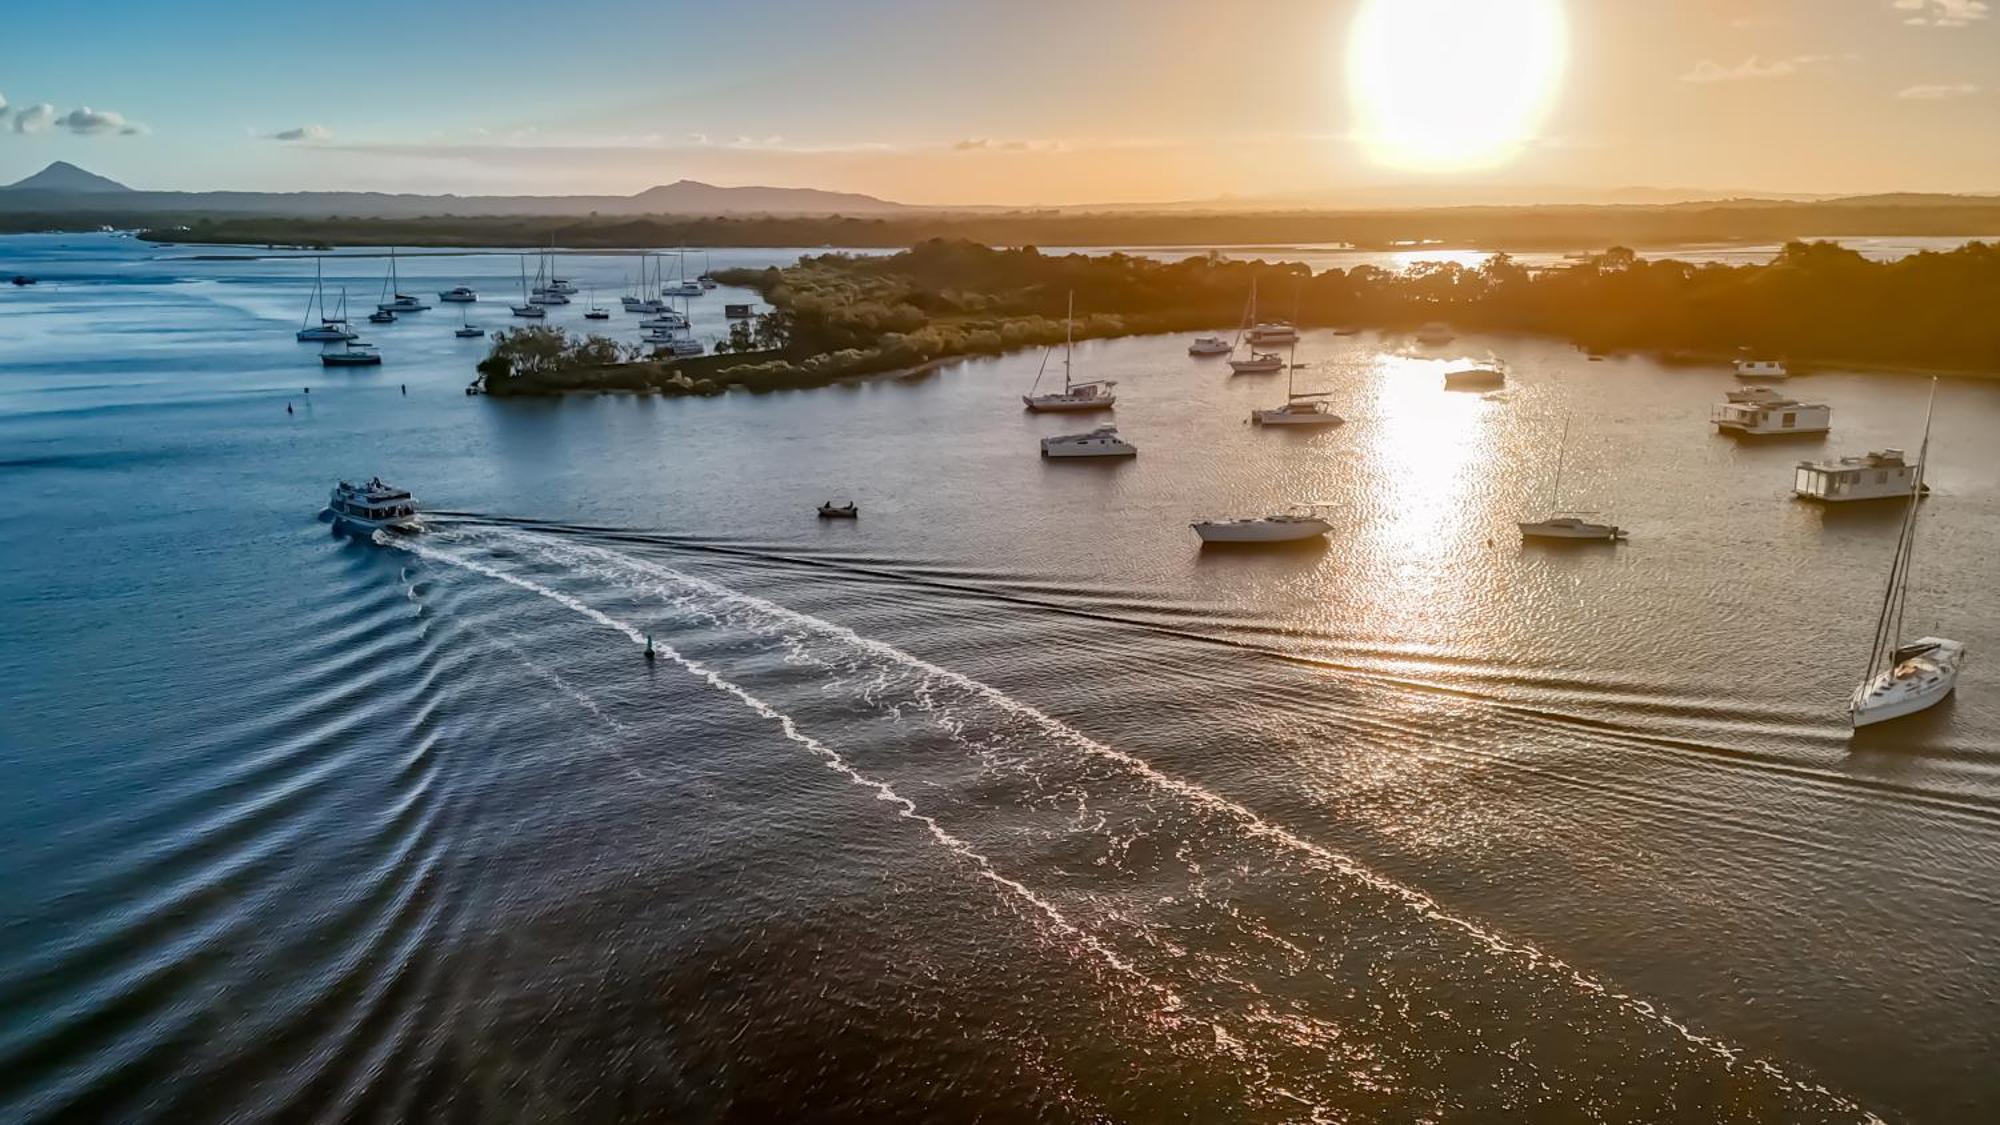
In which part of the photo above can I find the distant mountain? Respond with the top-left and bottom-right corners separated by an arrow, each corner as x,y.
3,161 -> 132,193
0,166 -> 910,217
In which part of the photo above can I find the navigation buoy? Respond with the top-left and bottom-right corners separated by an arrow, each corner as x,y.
643,635 -> 657,662
286,402 -> 294,415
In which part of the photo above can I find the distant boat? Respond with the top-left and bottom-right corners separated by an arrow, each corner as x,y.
817,500 -> 858,519
1040,425 -> 1137,458
297,259 -> 356,341
724,303 -> 754,319
437,285 -> 478,303
1416,321 -> 1455,345
1188,335 -> 1231,356
662,248 -> 703,297
321,341 -> 382,367
375,247 -> 428,312
454,305 -> 484,338
1734,357 -> 1789,381
8,275 -> 35,287
1191,506 -> 1332,544
1247,322 -> 1299,345
1251,344 -> 1343,426
1023,293 -> 1116,411
1228,278 -> 1286,374
1850,379 -> 1964,729
1711,392 -> 1830,436
1333,327 -> 1361,336
698,252 -> 718,289
367,308 -> 397,325
584,286 -> 609,320
1443,364 -> 1505,391
511,255 -> 546,319
1518,415 -> 1626,541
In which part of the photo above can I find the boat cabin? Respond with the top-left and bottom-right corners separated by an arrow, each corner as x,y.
1793,449 -> 1920,502
724,303 -> 754,318
329,478 -> 416,524
1710,396 -> 1830,436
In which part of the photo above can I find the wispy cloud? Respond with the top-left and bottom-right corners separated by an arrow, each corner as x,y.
11,103 -> 55,134
270,124 -> 332,142
1892,0 -> 1989,27
1679,54 -> 1842,83
1897,82 -> 1982,98
57,107 -> 144,136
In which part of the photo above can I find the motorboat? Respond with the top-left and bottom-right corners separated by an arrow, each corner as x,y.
639,311 -> 689,330
1251,344 -> 1343,425
1191,506 -> 1332,544
1711,393 -> 1830,436
1794,449 -> 1928,503
1246,322 -> 1299,345
1416,322 -> 1455,345
1040,425 -> 1137,458
817,501 -> 858,519
1023,293 -> 1116,411
1734,357 -> 1789,380
367,309 -> 397,324
1188,335 -> 1232,356
530,289 -> 571,305
325,477 -> 419,533
1443,364 -> 1505,390
1519,516 -> 1626,541
437,286 -> 478,303
1850,380 -> 1963,728
1228,351 -> 1285,374
321,342 -> 382,367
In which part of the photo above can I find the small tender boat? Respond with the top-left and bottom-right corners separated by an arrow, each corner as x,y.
321,342 -> 382,366
8,275 -> 35,287
1041,425 -> 1137,458
326,477 -> 419,533
1415,321 -> 1455,345
1443,364 -> 1505,390
437,286 -> 478,303
1734,357 -> 1789,380
1711,393 -> 1830,436
1850,381 -> 1963,729
1188,335 -> 1232,356
1191,506 -> 1332,544
367,308 -> 397,324
817,501 -> 858,519
1023,293 -> 1117,411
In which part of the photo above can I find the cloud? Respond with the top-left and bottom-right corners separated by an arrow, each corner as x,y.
0,92 -> 8,119
1897,82 -> 1982,98
53,107 -> 143,135
270,124 -> 333,142
1892,0 -> 1989,26
1679,54 -> 1839,83
12,103 -> 55,133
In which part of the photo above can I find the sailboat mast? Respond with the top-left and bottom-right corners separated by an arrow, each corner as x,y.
1551,415 -> 1571,510
1063,290 -> 1074,392
1864,379 -> 1939,679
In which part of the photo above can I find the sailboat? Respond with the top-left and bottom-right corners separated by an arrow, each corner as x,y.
454,302 -> 484,338
296,258 -> 355,341
1022,293 -> 1115,411
584,285 -> 610,320
697,252 -> 718,290
1518,414 -> 1626,541
1228,278 -> 1284,374
663,248 -> 703,297
376,247 -> 428,312
1850,379 -> 1965,728
510,256 -> 546,319
1251,343 -> 1343,426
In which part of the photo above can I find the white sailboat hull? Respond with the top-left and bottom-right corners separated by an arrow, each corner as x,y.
1850,638 -> 1965,727
1228,358 -> 1284,374
1191,518 -> 1330,543
1252,408 -> 1343,426
1023,395 -> 1114,412
1518,518 -> 1625,541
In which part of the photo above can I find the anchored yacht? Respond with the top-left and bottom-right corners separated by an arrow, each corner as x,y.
1023,293 -> 1117,411
1041,425 -> 1137,458
1229,350 -> 1285,375
1252,344 -> 1343,426
1734,357 -> 1789,380
297,260 -> 356,341
437,286 -> 478,303
1246,322 -> 1299,345
1519,415 -> 1626,541
1191,506 -> 1332,544
1711,393 -> 1830,436
325,478 -> 419,533
1443,364 -> 1505,391
1188,335 -> 1232,356
320,342 -> 382,367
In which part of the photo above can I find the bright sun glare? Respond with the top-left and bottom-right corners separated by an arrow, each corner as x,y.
1347,0 -> 1568,173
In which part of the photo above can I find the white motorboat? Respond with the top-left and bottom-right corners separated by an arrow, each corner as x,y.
1251,345 -> 1343,426
326,477 -> 419,533
1247,322 -> 1299,345
320,342 -> 382,367
1711,393 -> 1830,436
1850,380 -> 1963,729
1416,321 -> 1455,345
1188,335 -> 1232,356
1443,364 -> 1505,391
1794,449 -> 1927,503
297,259 -> 357,341
1023,293 -> 1116,411
437,285 -> 478,303
1519,415 -> 1625,541
639,311 -> 688,330
1191,506 -> 1332,544
1734,357 -> 1789,380
1040,425 -> 1136,458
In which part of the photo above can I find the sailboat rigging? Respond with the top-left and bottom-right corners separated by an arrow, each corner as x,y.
1022,292 -> 1116,412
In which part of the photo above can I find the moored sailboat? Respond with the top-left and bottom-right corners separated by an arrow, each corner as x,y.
1251,343 -> 1343,426
1518,416 -> 1626,541
1022,292 -> 1116,411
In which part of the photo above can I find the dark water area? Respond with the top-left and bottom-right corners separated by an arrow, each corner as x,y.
2,234 -> 1997,1122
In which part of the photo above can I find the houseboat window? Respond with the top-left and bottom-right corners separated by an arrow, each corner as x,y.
1876,471 -> 1887,484
1781,412 -> 1796,427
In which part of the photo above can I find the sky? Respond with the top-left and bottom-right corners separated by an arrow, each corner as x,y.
1,0 -> 1996,204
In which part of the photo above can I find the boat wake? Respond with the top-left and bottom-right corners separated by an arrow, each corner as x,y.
382,523 -> 1883,1122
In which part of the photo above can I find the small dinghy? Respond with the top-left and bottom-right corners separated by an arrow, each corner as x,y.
817,501 -> 859,519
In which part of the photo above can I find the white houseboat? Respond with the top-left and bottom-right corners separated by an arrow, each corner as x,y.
1710,394 -> 1830,436
1794,449 -> 1926,503
1734,358 -> 1789,380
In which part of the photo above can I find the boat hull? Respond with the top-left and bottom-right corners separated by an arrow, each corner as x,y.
1519,520 -> 1624,541
1851,638 -> 1966,728
1191,519 -> 1330,543
1252,410 -> 1343,426
1042,445 -> 1135,458
1023,396 -> 1115,412
1228,361 -> 1284,375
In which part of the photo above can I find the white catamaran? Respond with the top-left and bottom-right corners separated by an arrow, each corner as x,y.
1022,293 -> 1116,411
1849,379 -> 1965,729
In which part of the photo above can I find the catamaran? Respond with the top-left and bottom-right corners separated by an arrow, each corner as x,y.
1228,278 -> 1285,374
1040,425 -> 1137,458
1023,293 -> 1116,411
1251,344 -> 1343,426
437,285 -> 478,303
1518,414 -> 1626,541
296,259 -> 356,341
1849,379 -> 1965,729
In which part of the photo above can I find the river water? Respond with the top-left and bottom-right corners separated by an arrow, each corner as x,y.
2,233 -> 1996,1123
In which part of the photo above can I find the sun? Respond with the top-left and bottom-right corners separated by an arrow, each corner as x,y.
1346,0 -> 1568,173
